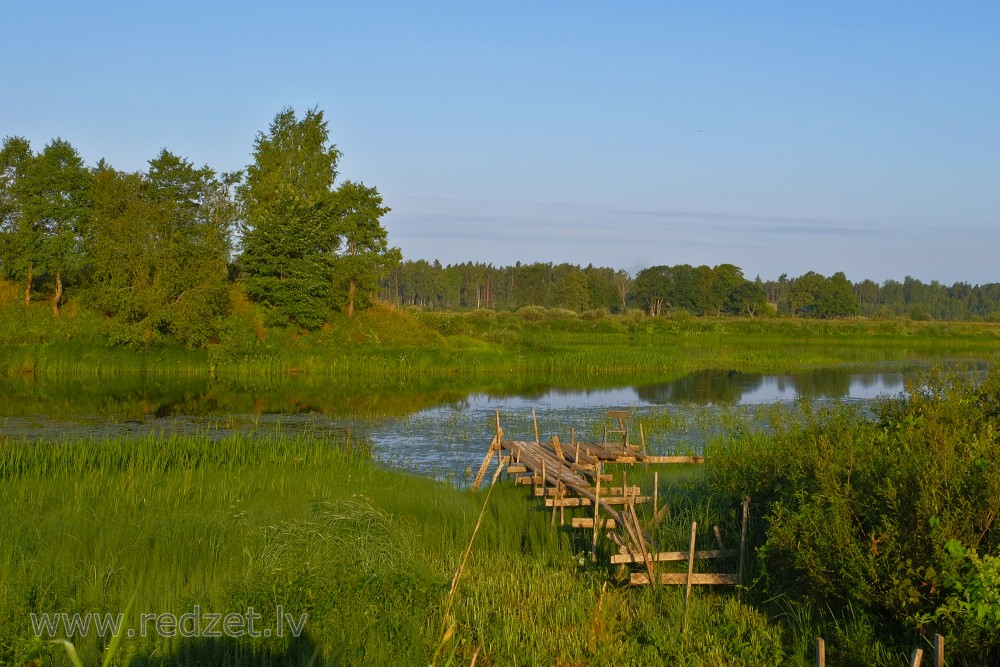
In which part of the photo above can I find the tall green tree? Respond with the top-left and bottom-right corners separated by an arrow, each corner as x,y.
86,152 -> 235,346
19,138 -> 92,315
238,108 -> 341,328
0,136 -> 36,305
331,180 -> 399,317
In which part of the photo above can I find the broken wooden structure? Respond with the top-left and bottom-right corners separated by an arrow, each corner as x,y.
472,410 -> 748,592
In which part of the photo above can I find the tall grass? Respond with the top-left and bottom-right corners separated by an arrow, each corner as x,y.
2,426 -> 794,665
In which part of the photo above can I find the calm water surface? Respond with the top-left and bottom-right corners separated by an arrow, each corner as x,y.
1,366 -> 940,483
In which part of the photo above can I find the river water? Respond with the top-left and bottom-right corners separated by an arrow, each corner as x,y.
2,364 -> 955,484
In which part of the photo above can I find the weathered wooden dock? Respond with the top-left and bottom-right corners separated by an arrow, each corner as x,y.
472,410 -> 747,591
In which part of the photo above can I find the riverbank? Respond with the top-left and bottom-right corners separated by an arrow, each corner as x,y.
3,301 -> 998,378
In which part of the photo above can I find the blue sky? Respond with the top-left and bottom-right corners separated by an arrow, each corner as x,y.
4,1 -> 998,284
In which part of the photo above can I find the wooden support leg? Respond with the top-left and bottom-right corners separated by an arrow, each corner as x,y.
683,521 -> 697,634
653,471 -> 659,516
738,497 -> 749,598
471,436 -> 497,490
591,462 -> 602,563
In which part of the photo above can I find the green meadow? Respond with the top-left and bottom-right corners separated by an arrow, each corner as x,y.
2,297 -> 998,380
3,297 -> 1000,665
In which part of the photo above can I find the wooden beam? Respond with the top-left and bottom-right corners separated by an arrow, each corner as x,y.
630,572 -> 739,586
610,549 -> 736,565
571,517 -> 616,529
639,455 -> 705,464
535,485 -> 641,498
544,496 -> 650,507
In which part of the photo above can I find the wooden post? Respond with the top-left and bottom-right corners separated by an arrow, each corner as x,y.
532,409 -> 540,445
653,471 -> 659,516
540,459 -> 546,493
552,435 -> 565,461
622,470 -> 627,498
738,496 -> 749,598
471,436 -> 497,490
591,462 -> 602,563
934,633 -> 944,667
816,637 -> 826,667
551,466 -> 560,528
909,646 -> 924,667
682,521 -> 697,634
639,422 -> 647,458
713,526 -> 725,551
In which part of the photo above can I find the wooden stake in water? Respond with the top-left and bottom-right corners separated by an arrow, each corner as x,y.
532,409 -> 540,445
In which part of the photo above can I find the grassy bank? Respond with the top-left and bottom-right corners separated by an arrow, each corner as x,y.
5,366 -> 999,665
2,300 -> 998,379
3,429 -> 784,666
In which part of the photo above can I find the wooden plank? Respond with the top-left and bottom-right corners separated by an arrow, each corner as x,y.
544,496 -> 650,507
630,572 -> 739,586
535,485 -> 641,498
571,517 -> 616,529
610,549 -> 735,565
506,465 -> 527,474
639,455 -> 705,464
628,501 -> 657,589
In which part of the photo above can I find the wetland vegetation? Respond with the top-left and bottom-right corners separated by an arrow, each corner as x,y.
3,108 -> 1000,665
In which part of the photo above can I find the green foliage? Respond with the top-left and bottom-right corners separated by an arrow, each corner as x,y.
704,366 -> 1000,663
0,136 -> 36,289
783,271 -> 861,318
330,180 -> 400,317
632,264 -> 766,317
0,136 -> 90,312
85,153 -> 234,346
238,107 -> 341,329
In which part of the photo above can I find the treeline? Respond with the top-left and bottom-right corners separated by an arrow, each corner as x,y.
390,261 -> 1000,321
0,108 -> 398,346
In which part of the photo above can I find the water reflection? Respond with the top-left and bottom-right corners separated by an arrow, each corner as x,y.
0,363 -> 986,484
634,369 -> 905,405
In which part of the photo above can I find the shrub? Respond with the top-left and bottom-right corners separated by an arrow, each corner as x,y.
703,366 -> 1000,663
516,305 -> 547,322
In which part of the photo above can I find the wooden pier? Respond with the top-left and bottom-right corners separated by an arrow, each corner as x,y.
472,410 -> 746,590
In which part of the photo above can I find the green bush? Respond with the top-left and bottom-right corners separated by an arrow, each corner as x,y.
704,366 -> 1000,663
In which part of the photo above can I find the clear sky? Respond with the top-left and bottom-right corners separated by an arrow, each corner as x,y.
4,1 -> 998,284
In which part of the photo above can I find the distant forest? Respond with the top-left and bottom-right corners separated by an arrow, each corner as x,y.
4,108 -> 1000,353
387,260 -> 1000,321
